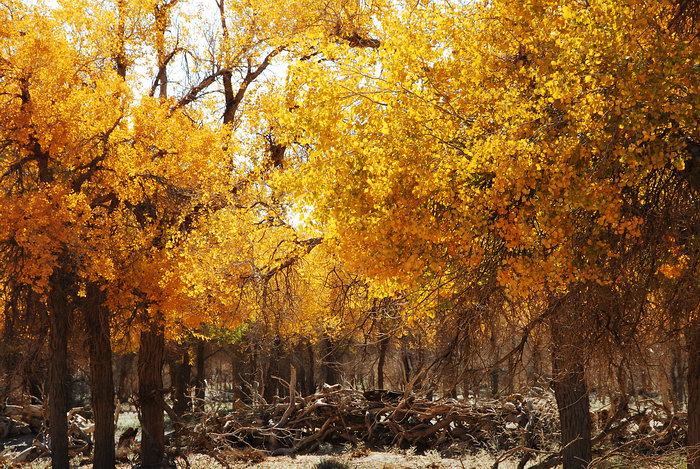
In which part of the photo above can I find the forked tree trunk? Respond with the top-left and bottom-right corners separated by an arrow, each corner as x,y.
47,272 -> 71,469
84,284 -> 115,469
138,321 -> 166,468
687,316 -> 700,469
551,316 -> 592,469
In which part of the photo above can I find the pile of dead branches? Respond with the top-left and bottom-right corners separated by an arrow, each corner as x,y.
0,390 -> 687,466
176,385 -> 559,458
176,386 -> 688,466
0,405 -> 93,463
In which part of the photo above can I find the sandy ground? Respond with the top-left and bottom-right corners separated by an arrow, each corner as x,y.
182,452 -> 518,469
9,451 -> 519,469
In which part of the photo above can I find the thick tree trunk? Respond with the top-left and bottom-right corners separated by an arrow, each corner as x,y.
687,317 -> 700,469
138,321 -> 166,468
551,317 -> 592,469
47,273 -> 71,469
84,284 -> 115,469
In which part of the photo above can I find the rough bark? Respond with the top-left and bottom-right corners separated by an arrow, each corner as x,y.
551,316 -> 592,469
138,321 -> 166,468
47,272 -> 71,469
84,284 -> 115,469
688,316 -> 700,469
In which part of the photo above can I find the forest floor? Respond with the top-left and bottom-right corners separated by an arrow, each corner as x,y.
18,450 -> 679,468
186,452 -> 518,468
17,451 -> 519,469
4,404 -> 686,469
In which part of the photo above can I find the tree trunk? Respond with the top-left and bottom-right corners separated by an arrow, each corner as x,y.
172,348 -> 191,416
687,316 -> 700,469
264,339 -> 287,402
490,369 -> 500,397
263,345 -> 279,403
377,332 -> 390,390
295,343 -> 307,397
138,321 -> 166,468
193,339 -> 206,412
228,344 -> 246,402
305,341 -> 316,395
551,316 -> 592,469
400,340 -> 412,388
671,340 -> 686,412
84,284 -> 115,469
321,335 -> 340,386
47,273 -> 71,469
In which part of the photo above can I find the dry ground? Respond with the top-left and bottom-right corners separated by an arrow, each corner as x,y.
190,452 -> 518,469
17,452 -> 517,469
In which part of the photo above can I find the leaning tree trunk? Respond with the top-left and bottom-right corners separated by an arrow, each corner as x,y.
551,316 -> 592,469
84,284 -> 115,469
47,272 -> 71,469
138,320 -> 166,468
688,316 -> 700,469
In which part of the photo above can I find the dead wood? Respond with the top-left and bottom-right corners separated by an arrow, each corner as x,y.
171,388 -> 687,464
